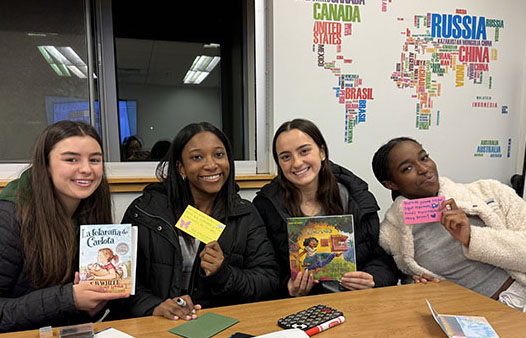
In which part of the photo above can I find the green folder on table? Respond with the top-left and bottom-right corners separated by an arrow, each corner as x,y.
169,312 -> 239,338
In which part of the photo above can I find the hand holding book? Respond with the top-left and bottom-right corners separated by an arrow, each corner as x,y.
72,272 -> 129,317
339,271 -> 375,290
288,270 -> 316,297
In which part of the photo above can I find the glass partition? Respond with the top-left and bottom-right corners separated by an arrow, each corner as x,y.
0,0 -> 92,161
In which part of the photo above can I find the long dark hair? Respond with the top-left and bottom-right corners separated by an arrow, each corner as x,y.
19,120 -> 112,289
371,136 -> 421,200
272,119 -> 343,217
156,122 -> 236,219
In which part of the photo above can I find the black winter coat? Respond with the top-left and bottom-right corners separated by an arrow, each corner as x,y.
0,201 -> 91,332
253,163 -> 399,298
120,183 -> 279,316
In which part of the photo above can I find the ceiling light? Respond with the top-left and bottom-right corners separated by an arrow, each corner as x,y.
194,71 -> 209,84
68,65 -> 87,79
44,46 -> 70,65
183,55 -> 221,85
205,56 -> 220,72
38,45 -> 88,79
204,43 -> 220,48
38,46 -> 63,76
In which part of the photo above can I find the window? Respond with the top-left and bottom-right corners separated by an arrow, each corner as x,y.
0,0 -> 269,175
110,0 -> 256,162
0,0 -> 92,162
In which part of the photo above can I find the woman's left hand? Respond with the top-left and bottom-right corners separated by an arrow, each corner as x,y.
72,272 -> 128,317
340,271 -> 375,290
200,241 -> 224,276
440,199 -> 471,246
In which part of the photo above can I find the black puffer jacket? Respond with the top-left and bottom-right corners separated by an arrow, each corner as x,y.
120,183 -> 279,316
0,183 -> 91,332
253,162 -> 399,298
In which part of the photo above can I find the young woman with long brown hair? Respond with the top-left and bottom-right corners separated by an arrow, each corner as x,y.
0,121 -> 128,332
253,119 -> 399,298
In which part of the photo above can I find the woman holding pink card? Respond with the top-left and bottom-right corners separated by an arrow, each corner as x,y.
372,137 -> 526,311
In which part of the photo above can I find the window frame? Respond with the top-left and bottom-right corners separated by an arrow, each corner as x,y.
0,0 -> 272,180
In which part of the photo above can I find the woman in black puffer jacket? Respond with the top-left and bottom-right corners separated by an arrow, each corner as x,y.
120,122 -> 279,320
253,119 -> 399,298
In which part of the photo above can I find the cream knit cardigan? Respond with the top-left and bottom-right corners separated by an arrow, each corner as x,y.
380,177 -> 526,286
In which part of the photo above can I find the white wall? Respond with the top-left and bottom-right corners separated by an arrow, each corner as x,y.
272,0 -> 526,216
119,84 -> 221,149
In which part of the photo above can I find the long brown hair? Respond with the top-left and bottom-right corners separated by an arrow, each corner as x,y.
18,120 -> 112,289
272,119 -> 343,217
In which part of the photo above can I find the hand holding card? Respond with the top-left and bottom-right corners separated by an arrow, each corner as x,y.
402,196 -> 446,225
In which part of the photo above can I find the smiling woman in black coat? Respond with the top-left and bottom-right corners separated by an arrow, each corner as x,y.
121,122 -> 279,321
253,119 -> 399,298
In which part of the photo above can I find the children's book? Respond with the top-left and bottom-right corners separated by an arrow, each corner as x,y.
287,215 -> 356,281
79,224 -> 138,295
426,299 -> 500,338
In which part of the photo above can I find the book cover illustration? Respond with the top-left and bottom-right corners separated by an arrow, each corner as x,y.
79,224 -> 137,295
426,299 -> 499,338
287,215 -> 356,281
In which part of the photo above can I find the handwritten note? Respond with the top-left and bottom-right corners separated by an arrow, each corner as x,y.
402,196 -> 445,225
175,205 -> 226,243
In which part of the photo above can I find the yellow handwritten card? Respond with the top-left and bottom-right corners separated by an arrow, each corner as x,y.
175,205 -> 226,243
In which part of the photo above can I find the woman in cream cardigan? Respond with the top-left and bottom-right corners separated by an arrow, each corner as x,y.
372,137 -> 526,311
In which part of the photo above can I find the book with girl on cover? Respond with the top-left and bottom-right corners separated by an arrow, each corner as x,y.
287,215 -> 356,281
79,224 -> 137,294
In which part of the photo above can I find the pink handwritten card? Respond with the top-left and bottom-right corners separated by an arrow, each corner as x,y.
402,196 -> 445,225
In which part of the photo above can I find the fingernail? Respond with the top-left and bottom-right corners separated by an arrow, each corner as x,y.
174,316 -> 179,320
186,315 -> 191,320
192,309 -> 196,314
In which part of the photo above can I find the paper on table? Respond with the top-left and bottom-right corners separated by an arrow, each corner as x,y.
175,205 -> 226,244
94,327 -> 135,337
426,299 -> 500,338
255,329 -> 309,338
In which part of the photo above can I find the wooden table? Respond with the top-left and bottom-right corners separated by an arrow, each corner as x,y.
2,281 -> 525,337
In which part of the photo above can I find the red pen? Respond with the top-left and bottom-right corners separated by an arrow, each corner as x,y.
305,315 -> 345,336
